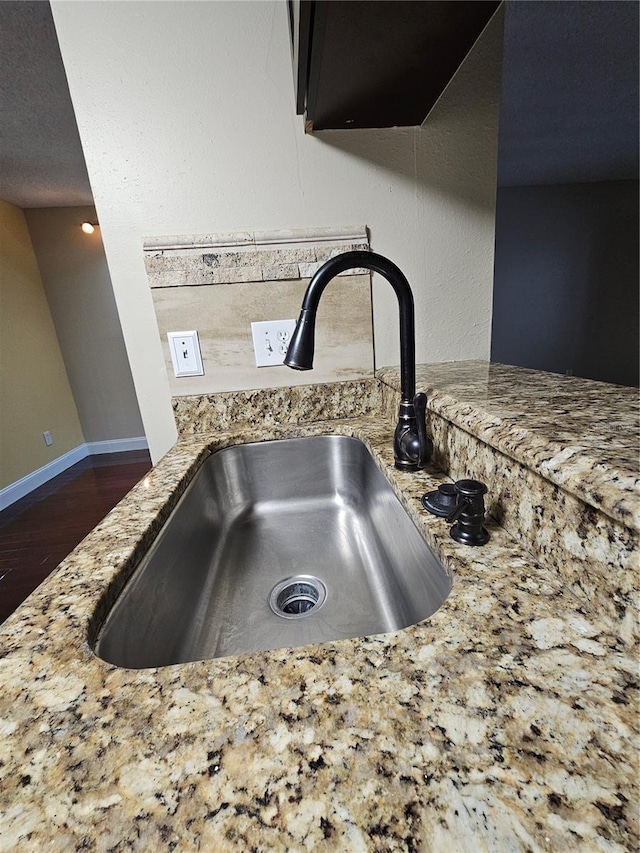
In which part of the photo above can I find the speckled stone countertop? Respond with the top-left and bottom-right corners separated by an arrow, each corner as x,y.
1,367 -> 638,852
378,362 -> 640,532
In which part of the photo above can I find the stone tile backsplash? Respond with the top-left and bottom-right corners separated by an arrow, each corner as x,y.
143,226 -> 371,287
143,226 -> 374,396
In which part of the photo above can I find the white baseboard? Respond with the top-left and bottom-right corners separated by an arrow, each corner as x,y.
85,436 -> 148,455
0,437 -> 148,511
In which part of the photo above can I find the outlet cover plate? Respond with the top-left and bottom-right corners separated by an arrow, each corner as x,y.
167,331 -> 204,377
251,319 -> 297,367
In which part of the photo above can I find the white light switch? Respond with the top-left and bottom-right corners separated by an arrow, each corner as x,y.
167,331 -> 204,377
251,319 -> 297,367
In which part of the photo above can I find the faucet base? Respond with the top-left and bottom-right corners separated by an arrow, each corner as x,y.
394,459 -> 421,472
393,396 -> 432,471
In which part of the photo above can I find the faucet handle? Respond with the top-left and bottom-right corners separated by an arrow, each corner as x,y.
421,483 -> 458,517
413,393 -> 432,468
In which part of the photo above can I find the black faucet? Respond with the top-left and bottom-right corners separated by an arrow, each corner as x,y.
284,250 -> 432,471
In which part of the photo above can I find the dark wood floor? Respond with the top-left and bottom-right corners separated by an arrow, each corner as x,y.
0,450 -> 152,623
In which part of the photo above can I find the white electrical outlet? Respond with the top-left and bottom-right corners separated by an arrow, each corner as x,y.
167,331 -> 204,377
251,319 -> 297,367
43,431 -> 53,446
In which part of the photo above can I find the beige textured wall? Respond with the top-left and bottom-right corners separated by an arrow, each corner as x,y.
25,206 -> 145,443
0,198 -> 84,490
52,1 -> 503,462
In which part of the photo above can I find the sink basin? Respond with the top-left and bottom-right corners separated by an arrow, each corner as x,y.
94,435 -> 451,668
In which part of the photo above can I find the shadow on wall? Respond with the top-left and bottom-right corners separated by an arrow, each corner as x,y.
579,208 -> 640,385
491,181 -> 639,387
308,5 -> 504,215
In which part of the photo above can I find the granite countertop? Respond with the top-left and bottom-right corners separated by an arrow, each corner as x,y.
1,364 -> 638,852
378,362 -> 640,530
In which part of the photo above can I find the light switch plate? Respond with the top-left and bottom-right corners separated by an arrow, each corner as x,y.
251,319 -> 297,367
167,330 -> 204,377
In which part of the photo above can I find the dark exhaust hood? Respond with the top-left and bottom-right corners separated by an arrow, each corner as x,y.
290,0 -> 501,131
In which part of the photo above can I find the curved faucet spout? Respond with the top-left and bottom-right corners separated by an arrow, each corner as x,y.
284,250 -> 432,471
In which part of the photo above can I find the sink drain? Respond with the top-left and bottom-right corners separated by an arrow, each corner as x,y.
269,575 -> 327,619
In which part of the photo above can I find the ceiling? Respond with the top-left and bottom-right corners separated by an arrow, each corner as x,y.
0,1 -> 637,209
0,1 -> 92,208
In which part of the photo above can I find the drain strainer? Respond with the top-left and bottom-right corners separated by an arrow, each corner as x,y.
269,575 -> 327,619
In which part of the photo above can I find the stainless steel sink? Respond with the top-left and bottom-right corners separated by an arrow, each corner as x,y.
94,435 -> 451,668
